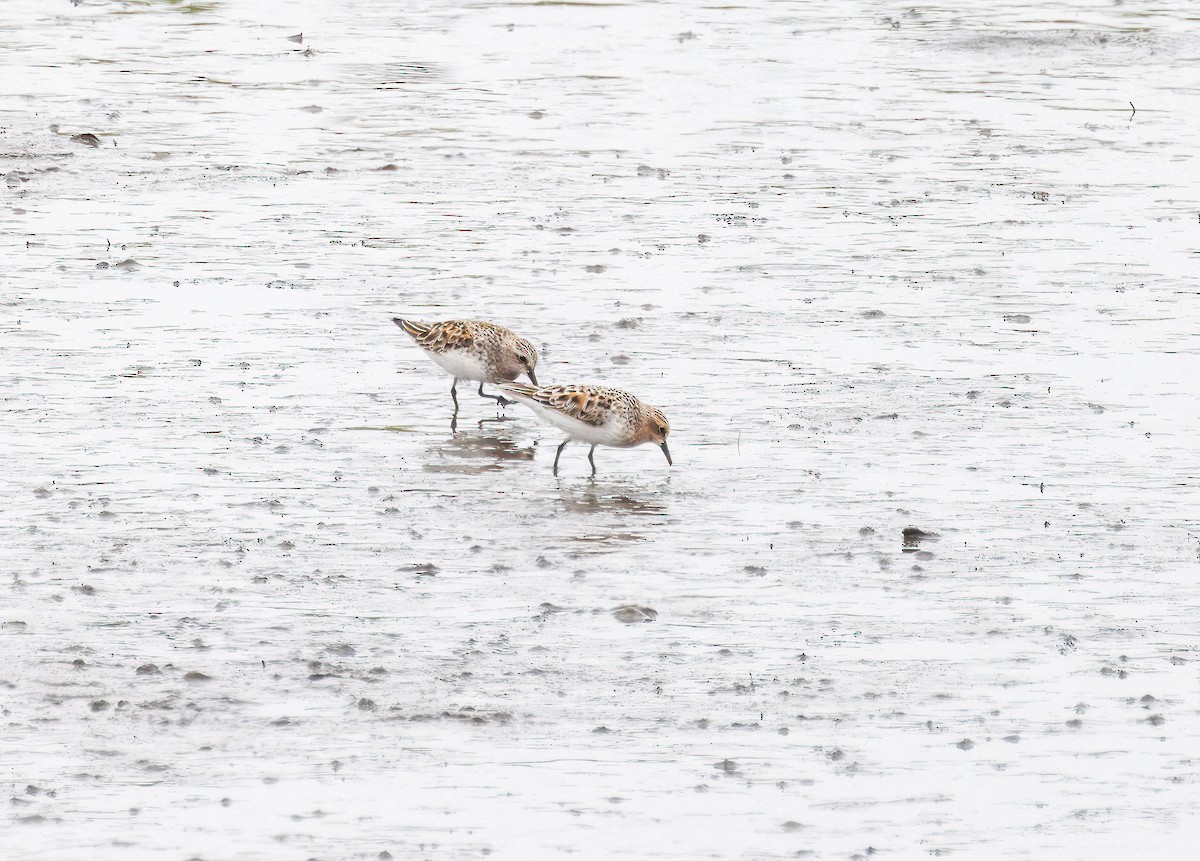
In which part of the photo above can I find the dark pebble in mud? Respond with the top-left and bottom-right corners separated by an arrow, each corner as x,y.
399,563 -> 439,575
184,671 -> 212,682
1003,314 -> 1032,324
585,264 -> 606,274
592,726 -> 612,734
377,163 -> 398,171
136,663 -> 160,675
114,259 -> 141,271
615,317 -> 640,329
782,821 -> 805,832
861,309 -> 885,319
744,565 -> 767,577
955,738 -> 975,750
698,234 -> 710,244
612,605 -> 657,624
902,527 -> 939,549
71,133 -> 102,147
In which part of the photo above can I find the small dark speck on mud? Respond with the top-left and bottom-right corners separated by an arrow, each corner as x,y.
1145,714 -> 1165,726
71,133 -> 102,147
72,584 -> 96,595
184,671 -> 212,682
592,726 -> 612,734
585,264 -> 607,273
715,758 -> 739,774
956,738 -> 975,750
827,748 -> 845,761
1004,314 -> 1032,324
698,234 -> 710,243
859,526 -> 875,536
861,309 -> 885,319
358,698 -> 378,711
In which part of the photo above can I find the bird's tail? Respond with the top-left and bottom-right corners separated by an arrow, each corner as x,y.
392,318 -> 430,339
496,382 -> 539,401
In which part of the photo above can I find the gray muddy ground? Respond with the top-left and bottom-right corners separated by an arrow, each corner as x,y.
3,0 -> 1199,857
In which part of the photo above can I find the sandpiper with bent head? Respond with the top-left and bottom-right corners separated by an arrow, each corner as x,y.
496,382 -> 672,477
392,318 -> 539,413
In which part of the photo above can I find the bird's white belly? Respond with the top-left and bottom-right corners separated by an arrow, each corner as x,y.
427,349 -> 489,381
533,404 -> 629,447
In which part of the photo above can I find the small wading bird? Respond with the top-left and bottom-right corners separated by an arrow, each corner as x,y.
497,382 -> 671,477
392,318 -> 539,419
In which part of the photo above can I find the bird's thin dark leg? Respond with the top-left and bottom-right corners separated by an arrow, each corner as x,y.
477,382 -> 514,407
553,439 -> 569,476
450,379 -> 459,433
588,445 -> 597,478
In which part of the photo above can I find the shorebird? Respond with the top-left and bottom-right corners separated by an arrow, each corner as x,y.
392,318 -> 539,412
496,382 -> 672,476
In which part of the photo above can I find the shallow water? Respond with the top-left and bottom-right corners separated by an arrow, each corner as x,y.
3,0 -> 1200,857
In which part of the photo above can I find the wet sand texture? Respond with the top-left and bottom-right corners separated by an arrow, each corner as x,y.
3,0 -> 1200,858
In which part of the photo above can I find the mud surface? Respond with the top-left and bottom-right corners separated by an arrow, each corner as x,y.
3,0 -> 1199,857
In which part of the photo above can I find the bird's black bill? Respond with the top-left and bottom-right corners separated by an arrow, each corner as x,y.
527,368 -> 539,386
660,441 -> 672,466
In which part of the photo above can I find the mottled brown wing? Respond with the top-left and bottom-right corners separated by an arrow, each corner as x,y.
528,385 -> 615,427
397,319 -> 478,353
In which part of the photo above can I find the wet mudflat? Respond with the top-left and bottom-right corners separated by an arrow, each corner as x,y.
3,0 -> 1200,857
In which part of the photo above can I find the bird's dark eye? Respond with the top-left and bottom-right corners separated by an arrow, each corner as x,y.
658,425 -> 667,435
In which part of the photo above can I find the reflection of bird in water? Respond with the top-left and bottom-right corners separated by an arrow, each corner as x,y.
391,319 -> 540,429
559,481 -> 668,516
426,423 -> 535,473
497,383 -> 671,477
